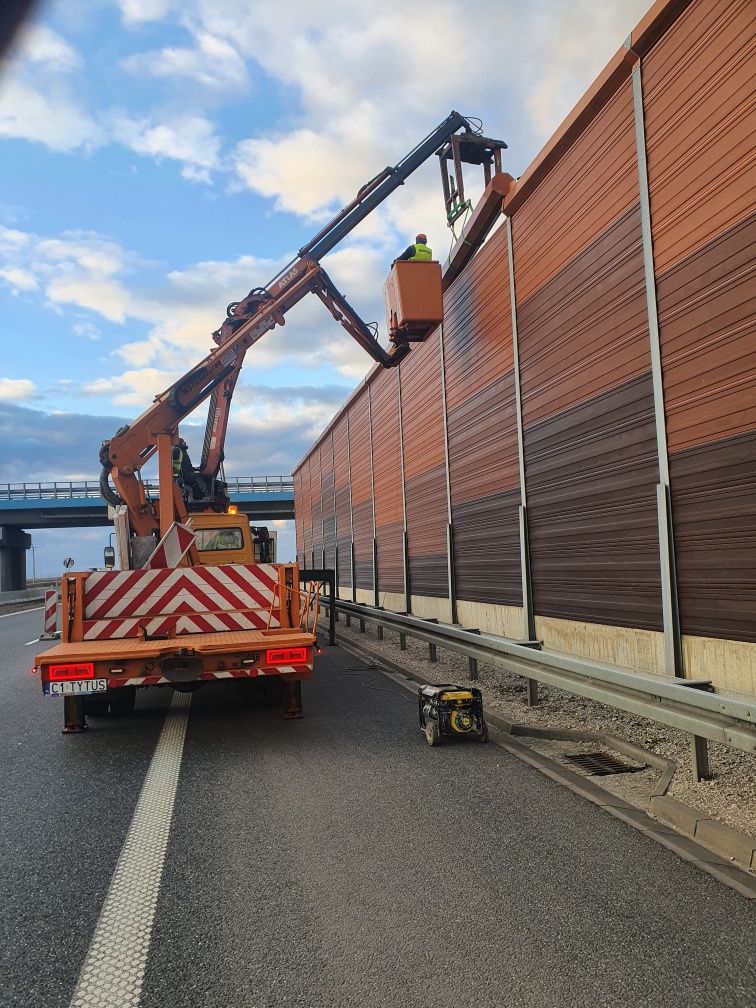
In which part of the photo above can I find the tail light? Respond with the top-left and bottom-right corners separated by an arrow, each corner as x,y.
48,662 -> 95,681
266,647 -> 308,665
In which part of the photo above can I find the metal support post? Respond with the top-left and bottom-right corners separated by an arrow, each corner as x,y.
399,633 -> 407,650
63,696 -> 86,733
373,537 -> 379,608
359,618 -> 366,633
351,540 -> 357,603
526,678 -> 539,706
345,613 -> 351,628
377,625 -> 384,641
468,657 -> 478,681
690,735 -> 710,782
428,642 -> 437,663
632,59 -> 683,678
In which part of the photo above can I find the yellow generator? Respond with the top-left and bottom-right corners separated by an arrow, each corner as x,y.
418,684 -> 488,746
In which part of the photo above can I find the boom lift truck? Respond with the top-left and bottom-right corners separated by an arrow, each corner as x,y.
34,111 -> 506,733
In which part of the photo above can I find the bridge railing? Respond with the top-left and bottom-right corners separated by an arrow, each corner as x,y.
0,477 -> 294,500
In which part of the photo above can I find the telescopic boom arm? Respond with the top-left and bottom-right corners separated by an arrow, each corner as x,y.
99,111 -> 506,536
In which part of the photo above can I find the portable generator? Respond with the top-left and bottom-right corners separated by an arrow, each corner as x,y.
418,684 -> 488,746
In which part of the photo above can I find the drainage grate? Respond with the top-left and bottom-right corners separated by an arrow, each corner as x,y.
563,751 -> 647,776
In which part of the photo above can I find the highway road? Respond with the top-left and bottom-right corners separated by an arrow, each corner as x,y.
1,605 -> 754,1008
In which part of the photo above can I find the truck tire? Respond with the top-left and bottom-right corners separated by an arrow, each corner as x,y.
108,686 -> 136,717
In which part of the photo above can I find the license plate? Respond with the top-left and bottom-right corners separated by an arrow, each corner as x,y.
44,679 -> 108,697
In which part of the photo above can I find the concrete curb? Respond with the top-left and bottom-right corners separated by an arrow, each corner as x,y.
336,634 -> 756,901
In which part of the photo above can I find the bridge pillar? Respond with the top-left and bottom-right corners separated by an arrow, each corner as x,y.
0,526 -> 31,591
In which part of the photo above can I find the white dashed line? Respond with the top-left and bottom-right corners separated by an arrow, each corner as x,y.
69,691 -> 192,1008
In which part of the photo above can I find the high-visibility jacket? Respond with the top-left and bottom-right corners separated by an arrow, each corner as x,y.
409,242 -> 432,262
172,446 -> 184,477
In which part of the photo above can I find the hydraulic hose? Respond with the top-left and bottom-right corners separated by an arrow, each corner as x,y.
99,465 -> 123,507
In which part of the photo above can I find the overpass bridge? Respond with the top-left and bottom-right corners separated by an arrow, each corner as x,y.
0,478 -> 294,590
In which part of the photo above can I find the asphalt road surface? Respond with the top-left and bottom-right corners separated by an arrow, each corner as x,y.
1,605 -> 754,1008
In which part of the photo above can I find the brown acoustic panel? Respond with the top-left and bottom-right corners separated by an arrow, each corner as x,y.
334,484 -> 351,543
321,432 -> 335,520
642,0 -> 755,275
369,369 -> 403,528
525,374 -> 663,630
512,78 -> 638,306
405,464 -> 448,598
347,389 -> 373,505
376,520 -> 404,595
399,331 -> 445,480
657,211 -> 756,453
352,499 -> 374,591
299,458 -> 312,563
520,202 -> 653,427
447,372 -> 519,505
323,516 -> 336,570
517,203 -> 650,428
670,429 -> 756,643
337,536 -> 352,589
453,489 -> 522,606
332,415 -> 350,486
296,467 -> 308,564
332,415 -> 351,546
443,226 -> 513,411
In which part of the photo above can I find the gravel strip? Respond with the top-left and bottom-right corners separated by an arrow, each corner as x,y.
326,616 -> 756,840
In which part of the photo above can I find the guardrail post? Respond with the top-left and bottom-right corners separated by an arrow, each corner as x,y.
377,624 -> 384,641
399,632 -> 407,650
526,678 -> 539,706
468,657 -> 478,681
690,735 -> 710,783
359,617 -> 366,633
428,642 -> 437,663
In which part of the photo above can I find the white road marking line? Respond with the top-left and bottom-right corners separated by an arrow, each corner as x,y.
24,638 -> 41,646
0,606 -> 43,619
69,691 -> 192,1008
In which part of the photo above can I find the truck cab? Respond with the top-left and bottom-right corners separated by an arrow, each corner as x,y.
191,512 -> 276,564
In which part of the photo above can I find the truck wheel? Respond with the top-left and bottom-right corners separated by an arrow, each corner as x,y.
108,686 -> 136,717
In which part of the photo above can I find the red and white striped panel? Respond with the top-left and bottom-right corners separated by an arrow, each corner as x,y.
108,666 -> 302,689
82,564 -> 280,640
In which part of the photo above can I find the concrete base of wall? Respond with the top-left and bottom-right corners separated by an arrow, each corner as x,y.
409,594 -> 453,622
534,614 -> 666,676
682,634 -> 756,696
456,600 -> 525,639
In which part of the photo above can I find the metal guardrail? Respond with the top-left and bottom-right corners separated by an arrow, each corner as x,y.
324,598 -> 756,767
0,477 -> 294,500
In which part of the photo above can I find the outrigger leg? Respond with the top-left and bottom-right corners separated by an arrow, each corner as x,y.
63,696 -> 87,733
282,680 -> 303,719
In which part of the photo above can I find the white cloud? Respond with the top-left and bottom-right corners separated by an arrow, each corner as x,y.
0,267 -> 38,291
0,378 -> 37,402
17,25 -> 81,72
115,0 -> 176,25
0,79 -> 100,152
121,30 -> 248,91
82,368 -> 182,406
113,114 -> 221,182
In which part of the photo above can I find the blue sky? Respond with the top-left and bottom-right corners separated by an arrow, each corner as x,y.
0,0 -> 650,575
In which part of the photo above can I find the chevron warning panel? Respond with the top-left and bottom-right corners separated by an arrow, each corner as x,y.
81,564 -> 281,640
